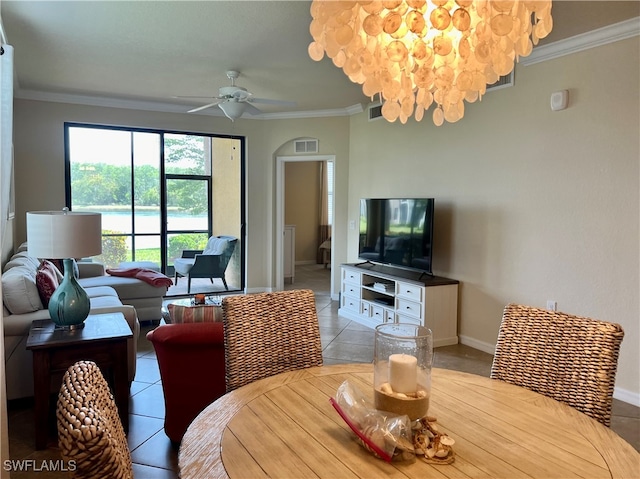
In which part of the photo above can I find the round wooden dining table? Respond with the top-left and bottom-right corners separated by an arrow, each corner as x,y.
179,363 -> 639,479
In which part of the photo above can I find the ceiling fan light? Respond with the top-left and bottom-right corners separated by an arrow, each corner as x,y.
219,101 -> 246,121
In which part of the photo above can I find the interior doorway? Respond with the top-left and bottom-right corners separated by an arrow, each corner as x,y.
275,155 -> 335,294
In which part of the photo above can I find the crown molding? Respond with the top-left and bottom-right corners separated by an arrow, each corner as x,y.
14,88 -> 364,120
14,89 -> 230,117
522,16 -> 640,66
14,17 -> 639,117
256,103 -> 364,120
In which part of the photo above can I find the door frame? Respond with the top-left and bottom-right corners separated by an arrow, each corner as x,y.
275,154 -> 335,293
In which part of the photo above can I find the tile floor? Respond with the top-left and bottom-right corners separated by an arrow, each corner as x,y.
6,264 -> 639,478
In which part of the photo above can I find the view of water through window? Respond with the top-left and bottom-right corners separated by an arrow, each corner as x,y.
66,123 -> 244,291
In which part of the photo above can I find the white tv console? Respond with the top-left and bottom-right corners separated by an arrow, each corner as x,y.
339,263 -> 459,347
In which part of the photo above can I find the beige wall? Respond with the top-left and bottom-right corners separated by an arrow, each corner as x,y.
347,37 -> 639,400
211,137 -> 242,285
211,137 -> 241,239
285,161 -> 320,263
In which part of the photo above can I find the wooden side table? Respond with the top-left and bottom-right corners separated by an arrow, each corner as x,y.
26,312 -> 132,449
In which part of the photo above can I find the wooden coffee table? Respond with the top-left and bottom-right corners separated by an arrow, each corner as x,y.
26,312 -> 132,449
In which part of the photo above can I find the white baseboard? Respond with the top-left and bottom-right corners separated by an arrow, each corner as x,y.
245,287 -> 271,294
458,335 -> 496,355
614,387 -> 640,407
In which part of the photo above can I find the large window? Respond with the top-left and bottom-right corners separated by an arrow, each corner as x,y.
65,123 -> 244,294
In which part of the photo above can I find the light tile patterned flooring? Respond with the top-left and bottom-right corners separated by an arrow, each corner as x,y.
6,263 -> 639,478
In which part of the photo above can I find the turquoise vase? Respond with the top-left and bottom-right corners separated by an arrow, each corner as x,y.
48,258 -> 90,329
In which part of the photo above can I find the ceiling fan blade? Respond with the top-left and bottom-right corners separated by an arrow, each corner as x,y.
174,95 -> 218,99
188,100 -> 223,113
248,97 -> 297,107
244,103 -> 263,115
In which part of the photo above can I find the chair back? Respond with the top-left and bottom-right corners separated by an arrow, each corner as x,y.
203,235 -> 228,255
490,303 -> 624,426
222,289 -> 323,391
57,360 -> 133,479
202,235 -> 237,270
217,236 -> 237,269
203,235 -> 236,254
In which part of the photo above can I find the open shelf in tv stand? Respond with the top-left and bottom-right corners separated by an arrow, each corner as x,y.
339,263 -> 459,347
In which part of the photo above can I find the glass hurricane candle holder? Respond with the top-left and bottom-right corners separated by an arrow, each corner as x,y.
374,323 -> 433,420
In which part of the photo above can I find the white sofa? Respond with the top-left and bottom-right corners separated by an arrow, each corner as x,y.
1,243 -> 168,400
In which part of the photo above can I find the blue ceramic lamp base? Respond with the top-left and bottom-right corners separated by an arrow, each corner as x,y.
48,258 -> 90,330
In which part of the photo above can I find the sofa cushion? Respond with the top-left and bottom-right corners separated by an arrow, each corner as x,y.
77,261 -> 106,278
35,260 -> 60,307
79,275 -> 167,299
85,286 -> 120,299
167,304 -> 222,324
3,252 -> 41,272
2,265 -> 43,314
89,295 -> 125,310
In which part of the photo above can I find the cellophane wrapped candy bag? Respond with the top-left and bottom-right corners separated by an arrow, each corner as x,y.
330,380 -> 415,463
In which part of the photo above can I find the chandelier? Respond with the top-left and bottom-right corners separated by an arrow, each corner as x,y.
308,0 -> 553,126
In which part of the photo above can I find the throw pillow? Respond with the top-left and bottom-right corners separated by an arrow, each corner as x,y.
1,266 -> 43,314
167,304 -> 222,324
35,260 -> 60,307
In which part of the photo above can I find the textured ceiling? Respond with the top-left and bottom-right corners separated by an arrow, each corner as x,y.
2,1 -> 638,119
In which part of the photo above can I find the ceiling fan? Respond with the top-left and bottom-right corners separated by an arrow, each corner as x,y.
181,70 -> 296,121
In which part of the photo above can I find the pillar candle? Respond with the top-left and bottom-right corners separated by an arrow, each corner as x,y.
389,353 -> 418,394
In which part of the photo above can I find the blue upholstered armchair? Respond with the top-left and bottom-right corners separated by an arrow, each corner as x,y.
173,235 -> 237,294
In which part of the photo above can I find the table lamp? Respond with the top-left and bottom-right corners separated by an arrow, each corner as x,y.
27,209 -> 102,330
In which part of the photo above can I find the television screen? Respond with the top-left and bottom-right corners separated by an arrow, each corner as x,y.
358,198 -> 434,274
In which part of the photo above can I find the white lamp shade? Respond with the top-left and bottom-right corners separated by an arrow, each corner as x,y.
27,211 -> 102,259
219,101 -> 246,121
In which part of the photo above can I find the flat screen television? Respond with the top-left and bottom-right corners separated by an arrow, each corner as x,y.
358,198 -> 434,275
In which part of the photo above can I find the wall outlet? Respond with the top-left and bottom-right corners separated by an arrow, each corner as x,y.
546,300 -> 557,311
349,220 -> 356,230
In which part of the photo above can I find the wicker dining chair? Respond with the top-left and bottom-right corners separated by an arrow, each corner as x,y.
222,289 -> 323,391
490,303 -> 624,426
57,361 -> 133,479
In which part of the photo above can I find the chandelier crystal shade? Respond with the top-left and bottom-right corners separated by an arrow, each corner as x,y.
308,0 -> 553,126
